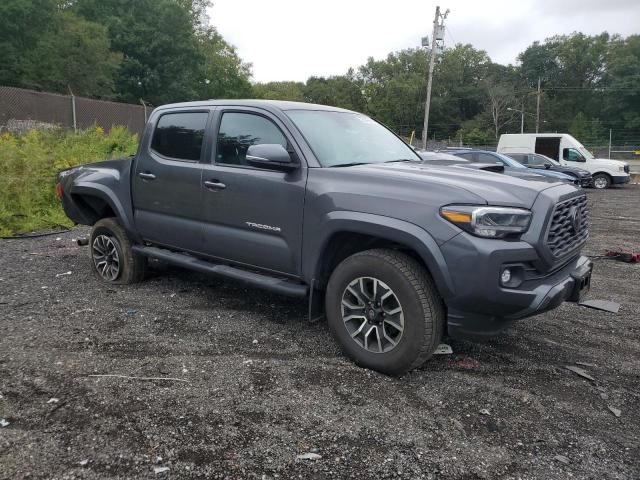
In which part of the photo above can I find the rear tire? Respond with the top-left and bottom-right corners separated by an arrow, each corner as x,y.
90,218 -> 146,284
592,173 -> 611,189
325,249 -> 445,376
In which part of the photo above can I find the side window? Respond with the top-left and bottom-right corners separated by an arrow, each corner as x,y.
151,112 -> 208,161
477,153 -> 500,164
528,154 -> 546,166
510,154 -> 526,164
563,148 -> 585,162
216,112 -> 287,166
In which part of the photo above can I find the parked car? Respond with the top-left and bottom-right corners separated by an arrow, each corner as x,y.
418,151 -> 568,183
450,149 -> 579,185
57,100 -> 592,376
497,133 -> 629,189
417,151 -> 505,172
506,152 -> 593,187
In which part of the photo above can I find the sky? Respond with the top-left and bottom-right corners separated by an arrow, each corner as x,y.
208,0 -> 640,83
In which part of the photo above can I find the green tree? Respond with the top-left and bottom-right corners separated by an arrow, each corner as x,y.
253,81 -> 306,101
20,11 -> 121,97
73,0 -> 204,104
0,0 -> 57,86
304,73 -> 366,111
604,35 -> 640,130
197,27 -> 252,99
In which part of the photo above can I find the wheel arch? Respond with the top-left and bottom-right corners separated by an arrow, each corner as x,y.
307,212 -> 455,300
67,183 -> 137,237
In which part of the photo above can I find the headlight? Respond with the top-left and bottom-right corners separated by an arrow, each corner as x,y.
619,166 -> 626,172
440,205 -> 532,238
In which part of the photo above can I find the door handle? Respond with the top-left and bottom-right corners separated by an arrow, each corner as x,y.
138,172 -> 156,180
204,180 -> 226,190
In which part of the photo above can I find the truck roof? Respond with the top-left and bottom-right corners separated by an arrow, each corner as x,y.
155,99 -> 354,114
500,133 -> 572,138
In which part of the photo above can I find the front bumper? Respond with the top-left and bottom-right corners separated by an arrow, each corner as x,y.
612,174 -> 630,185
440,232 -> 593,338
579,175 -> 593,187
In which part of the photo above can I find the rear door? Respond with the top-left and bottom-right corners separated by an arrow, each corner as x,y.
199,108 -> 307,276
132,109 -> 211,252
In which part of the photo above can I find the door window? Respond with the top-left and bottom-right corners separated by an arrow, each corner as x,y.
563,148 -> 585,162
527,154 -> 547,166
509,154 -> 527,164
477,153 -> 500,164
151,112 -> 208,161
216,112 -> 287,166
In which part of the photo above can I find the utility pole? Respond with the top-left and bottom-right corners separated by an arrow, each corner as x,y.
421,6 -> 449,150
535,77 -> 541,133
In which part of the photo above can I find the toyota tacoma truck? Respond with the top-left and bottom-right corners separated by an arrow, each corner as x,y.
57,100 -> 593,375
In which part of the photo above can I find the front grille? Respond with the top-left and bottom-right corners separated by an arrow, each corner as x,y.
624,164 -> 630,174
546,195 -> 589,257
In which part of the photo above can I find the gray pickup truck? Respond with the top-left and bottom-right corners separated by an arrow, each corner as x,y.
57,100 -> 593,375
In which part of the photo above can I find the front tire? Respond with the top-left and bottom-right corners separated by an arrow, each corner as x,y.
325,249 -> 445,376
592,173 -> 611,189
90,218 -> 146,284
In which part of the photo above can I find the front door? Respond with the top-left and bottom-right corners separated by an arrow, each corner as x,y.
132,110 -> 210,252
199,109 -> 307,276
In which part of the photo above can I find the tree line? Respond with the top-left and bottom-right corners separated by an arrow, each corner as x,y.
1,0 -> 638,145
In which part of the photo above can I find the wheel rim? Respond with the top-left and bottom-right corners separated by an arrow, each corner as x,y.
341,277 -> 404,354
594,177 -> 607,189
92,234 -> 121,281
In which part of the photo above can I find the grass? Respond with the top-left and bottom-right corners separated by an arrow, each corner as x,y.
0,126 -> 138,237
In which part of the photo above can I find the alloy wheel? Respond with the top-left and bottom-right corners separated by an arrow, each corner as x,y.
92,234 -> 121,281
593,177 -> 608,189
341,277 -> 404,354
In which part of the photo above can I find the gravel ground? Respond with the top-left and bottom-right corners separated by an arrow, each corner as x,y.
1,186 -> 639,480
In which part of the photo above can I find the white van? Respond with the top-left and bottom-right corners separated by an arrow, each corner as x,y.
497,133 -> 630,189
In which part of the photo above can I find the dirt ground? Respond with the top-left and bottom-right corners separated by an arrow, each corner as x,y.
1,186 -> 639,480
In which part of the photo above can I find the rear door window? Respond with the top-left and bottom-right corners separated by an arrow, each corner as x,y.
151,112 -> 208,161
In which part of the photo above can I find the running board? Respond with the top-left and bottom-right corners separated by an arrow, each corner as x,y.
132,246 -> 308,297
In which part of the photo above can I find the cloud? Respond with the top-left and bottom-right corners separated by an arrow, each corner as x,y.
209,0 -> 640,82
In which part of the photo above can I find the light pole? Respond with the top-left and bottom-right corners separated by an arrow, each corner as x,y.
421,6 -> 449,150
507,107 -> 542,134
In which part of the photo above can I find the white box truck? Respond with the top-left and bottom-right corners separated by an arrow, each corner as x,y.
497,133 -> 630,189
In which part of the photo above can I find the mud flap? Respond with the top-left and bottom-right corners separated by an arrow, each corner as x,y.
308,279 -> 326,323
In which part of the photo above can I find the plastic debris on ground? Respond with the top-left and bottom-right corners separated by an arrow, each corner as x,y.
579,299 -> 620,313
604,249 -> 640,263
565,365 -> 595,381
608,406 -> 622,418
433,343 -> 453,355
296,452 -> 322,461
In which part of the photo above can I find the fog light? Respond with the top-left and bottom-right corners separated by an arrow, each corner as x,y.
501,268 -> 512,285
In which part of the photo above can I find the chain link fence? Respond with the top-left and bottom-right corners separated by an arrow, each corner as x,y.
0,86 -> 149,136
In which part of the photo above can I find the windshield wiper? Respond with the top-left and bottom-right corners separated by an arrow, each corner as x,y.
330,162 -> 370,168
383,158 -> 420,164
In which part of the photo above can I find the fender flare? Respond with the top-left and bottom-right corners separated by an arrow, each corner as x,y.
70,183 -> 139,240
306,211 -> 455,299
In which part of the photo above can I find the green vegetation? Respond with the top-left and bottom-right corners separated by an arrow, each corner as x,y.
0,127 -> 138,236
1,1 -> 638,234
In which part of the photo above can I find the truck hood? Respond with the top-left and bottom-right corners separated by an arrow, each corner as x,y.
591,157 -> 629,169
349,162 -> 566,208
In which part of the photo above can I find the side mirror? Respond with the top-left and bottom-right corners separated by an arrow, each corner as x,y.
246,144 -> 296,169
544,163 -> 551,169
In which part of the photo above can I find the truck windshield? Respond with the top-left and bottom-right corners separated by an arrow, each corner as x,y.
577,146 -> 594,160
286,110 -> 421,167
